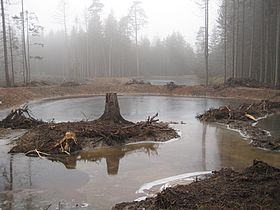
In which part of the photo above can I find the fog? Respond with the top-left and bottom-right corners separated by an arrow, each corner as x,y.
1,0 -> 279,87
24,0 -> 218,44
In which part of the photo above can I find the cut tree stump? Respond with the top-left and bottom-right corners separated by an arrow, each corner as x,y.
99,93 -> 132,124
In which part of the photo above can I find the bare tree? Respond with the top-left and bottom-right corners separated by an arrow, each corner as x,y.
54,0 -> 69,79
128,1 -> 147,76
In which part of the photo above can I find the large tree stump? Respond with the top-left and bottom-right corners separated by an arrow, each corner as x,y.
99,93 -> 131,124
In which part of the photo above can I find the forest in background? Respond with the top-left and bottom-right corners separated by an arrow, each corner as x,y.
0,0 -> 279,87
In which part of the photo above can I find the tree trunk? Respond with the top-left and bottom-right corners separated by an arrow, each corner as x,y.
205,0 -> 209,87
259,0 -> 265,82
249,0 -> 255,78
26,11 -> 31,83
232,0 -> 236,78
224,0 -> 227,83
8,26 -> 15,86
275,3 -> 280,86
241,0 -> 245,77
1,0 -> 11,87
134,8 -> 140,77
234,0 -> 240,78
99,93 -> 131,124
21,0 -> 28,85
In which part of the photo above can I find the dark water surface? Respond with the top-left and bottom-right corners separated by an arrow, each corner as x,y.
0,96 -> 279,210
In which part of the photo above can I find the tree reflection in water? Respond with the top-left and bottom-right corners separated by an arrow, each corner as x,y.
50,143 -> 159,175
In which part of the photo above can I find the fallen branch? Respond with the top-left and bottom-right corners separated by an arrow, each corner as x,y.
25,149 -> 50,158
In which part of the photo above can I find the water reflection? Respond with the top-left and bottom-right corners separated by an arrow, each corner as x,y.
215,124 -> 280,169
1,96 -> 279,210
201,124 -> 207,171
51,143 -> 159,175
257,114 -> 280,137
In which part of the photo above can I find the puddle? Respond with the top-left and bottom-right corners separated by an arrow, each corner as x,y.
0,96 -> 279,210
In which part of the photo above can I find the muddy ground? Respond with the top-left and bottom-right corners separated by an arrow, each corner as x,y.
0,78 -> 280,110
113,160 -> 280,210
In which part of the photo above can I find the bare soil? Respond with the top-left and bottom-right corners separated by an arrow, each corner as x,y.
0,78 -> 280,110
113,160 -> 280,210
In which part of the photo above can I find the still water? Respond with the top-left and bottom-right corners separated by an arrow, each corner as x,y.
0,96 -> 279,210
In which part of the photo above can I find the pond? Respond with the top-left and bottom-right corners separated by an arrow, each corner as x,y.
0,96 -> 279,210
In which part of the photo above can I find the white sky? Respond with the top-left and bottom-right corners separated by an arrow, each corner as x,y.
20,0 -> 220,45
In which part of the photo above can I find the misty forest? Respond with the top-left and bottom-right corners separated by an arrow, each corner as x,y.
0,0 -> 279,86
0,1 -> 280,210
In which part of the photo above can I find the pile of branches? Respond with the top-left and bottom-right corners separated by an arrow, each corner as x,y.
0,105 -> 44,129
25,80 -> 51,87
113,160 -> 280,210
197,100 -> 280,151
60,81 -> 80,87
10,113 -> 178,156
165,81 -> 182,91
196,100 -> 280,123
125,79 -> 151,85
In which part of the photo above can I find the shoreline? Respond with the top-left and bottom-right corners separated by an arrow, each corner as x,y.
1,82 -> 280,153
1,80 -> 280,111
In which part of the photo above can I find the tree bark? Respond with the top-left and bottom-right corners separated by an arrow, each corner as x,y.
99,93 -> 131,124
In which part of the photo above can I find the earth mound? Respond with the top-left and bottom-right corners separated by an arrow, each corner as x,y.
113,160 -> 280,210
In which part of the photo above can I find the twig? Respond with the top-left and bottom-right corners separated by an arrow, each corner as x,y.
44,204 -> 52,210
25,149 -> 50,158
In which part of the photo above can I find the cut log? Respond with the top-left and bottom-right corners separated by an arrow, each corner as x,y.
99,93 -> 132,124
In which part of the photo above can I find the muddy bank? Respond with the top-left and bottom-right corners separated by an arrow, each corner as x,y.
1,78 -> 280,110
113,160 -> 280,210
197,100 -> 280,151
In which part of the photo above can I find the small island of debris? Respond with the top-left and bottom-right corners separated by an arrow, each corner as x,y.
1,93 -> 178,157
196,100 -> 280,150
